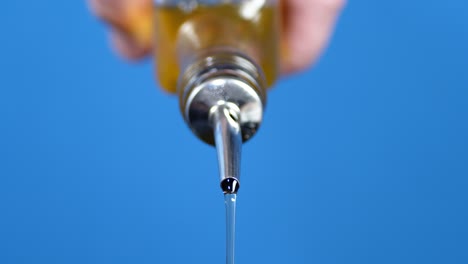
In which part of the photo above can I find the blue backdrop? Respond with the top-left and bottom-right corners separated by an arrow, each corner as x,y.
1,1 -> 467,263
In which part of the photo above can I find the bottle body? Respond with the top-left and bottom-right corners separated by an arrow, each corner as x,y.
153,0 -> 280,93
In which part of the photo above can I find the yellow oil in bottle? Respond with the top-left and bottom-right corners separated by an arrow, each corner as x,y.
154,4 -> 280,93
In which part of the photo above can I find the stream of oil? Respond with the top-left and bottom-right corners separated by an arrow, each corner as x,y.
224,193 -> 237,264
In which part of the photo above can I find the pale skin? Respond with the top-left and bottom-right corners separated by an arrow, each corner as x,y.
88,0 -> 345,74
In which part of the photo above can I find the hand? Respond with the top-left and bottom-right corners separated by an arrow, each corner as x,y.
88,0 -> 345,74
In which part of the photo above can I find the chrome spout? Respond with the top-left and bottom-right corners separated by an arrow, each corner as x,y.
178,53 -> 266,193
211,102 -> 242,193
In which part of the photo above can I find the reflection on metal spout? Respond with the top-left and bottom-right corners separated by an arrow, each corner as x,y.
211,102 -> 242,194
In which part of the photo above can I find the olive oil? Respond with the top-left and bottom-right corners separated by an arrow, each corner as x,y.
154,3 -> 280,93
225,194 -> 237,264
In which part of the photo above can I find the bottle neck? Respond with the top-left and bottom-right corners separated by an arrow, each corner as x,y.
178,51 -> 266,103
178,51 -> 267,145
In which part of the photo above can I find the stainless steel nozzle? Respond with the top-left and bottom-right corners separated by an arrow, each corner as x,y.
178,53 -> 266,193
211,102 -> 242,194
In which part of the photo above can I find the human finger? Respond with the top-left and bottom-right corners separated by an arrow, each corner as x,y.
281,0 -> 346,73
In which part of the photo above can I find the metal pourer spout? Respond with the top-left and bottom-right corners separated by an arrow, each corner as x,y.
211,102 -> 242,194
178,53 -> 266,194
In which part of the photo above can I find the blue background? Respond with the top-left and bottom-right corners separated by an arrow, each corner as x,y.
1,1 -> 467,263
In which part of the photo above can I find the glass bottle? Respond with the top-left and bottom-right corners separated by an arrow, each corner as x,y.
153,0 -> 280,94
140,0 -> 283,195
